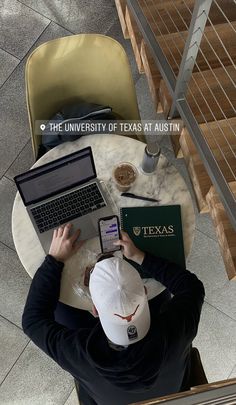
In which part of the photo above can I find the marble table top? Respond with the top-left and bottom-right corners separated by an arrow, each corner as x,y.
12,134 -> 195,311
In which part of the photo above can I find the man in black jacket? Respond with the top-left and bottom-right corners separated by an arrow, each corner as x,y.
22,223 -> 205,405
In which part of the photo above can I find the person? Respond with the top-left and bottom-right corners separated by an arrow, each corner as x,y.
22,223 -> 205,405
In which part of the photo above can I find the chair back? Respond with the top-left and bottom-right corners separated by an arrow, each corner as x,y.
25,34 -> 143,159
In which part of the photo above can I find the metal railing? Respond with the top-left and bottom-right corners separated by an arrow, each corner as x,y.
128,0 -> 236,231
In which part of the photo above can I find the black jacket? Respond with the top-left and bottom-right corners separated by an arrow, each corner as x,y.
22,253 -> 205,405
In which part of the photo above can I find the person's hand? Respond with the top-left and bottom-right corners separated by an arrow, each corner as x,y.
49,223 -> 84,262
114,231 -> 145,265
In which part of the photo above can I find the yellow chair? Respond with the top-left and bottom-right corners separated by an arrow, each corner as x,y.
25,34 -> 145,160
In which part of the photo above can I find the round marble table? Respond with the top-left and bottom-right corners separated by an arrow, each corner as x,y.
12,134 -> 195,311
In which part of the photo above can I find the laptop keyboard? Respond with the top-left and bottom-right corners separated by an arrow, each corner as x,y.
31,183 -> 106,233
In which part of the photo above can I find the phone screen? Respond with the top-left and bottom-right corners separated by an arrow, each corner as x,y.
99,216 -> 120,253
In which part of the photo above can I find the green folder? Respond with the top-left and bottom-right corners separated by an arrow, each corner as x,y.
120,205 -> 186,268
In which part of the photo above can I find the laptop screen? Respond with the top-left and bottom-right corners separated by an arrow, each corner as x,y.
14,147 -> 97,206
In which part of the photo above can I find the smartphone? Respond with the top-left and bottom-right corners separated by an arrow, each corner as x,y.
98,215 -> 121,254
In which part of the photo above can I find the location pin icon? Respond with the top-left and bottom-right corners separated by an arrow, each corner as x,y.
40,124 -> 46,131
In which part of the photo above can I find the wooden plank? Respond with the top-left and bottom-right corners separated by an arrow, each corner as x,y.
194,117 -> 236,141
138,0 -> 236,39
196,21 -> 236,70
207,181 -> 236,205
152,21 -> 236,75
188,159 -> 211,212
159,65 -> 236,122
179,129 -> 196,165
170,134 -> 183,158
183,142 -> 236,182
179,119 -> 236,213
210,200 -> 228,223
125,6 -> 144,73
180,119 -> 236,171
216,224 -> 236,280
131,378 -> 236,404
159,80 -> 172,118
208,0 -> 236,25
114,0 -> 129,39
139,0 -> 195,35
187,65 -> 236,123
180,117 -> 236,164
206,182 -> 236,280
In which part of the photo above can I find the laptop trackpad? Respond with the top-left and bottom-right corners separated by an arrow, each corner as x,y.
74,216 -> 97,241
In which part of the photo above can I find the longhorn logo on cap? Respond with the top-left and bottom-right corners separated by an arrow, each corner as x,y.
114,304 -> 139,322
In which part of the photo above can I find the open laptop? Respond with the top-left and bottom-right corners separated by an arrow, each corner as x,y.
14,146 -> 114,252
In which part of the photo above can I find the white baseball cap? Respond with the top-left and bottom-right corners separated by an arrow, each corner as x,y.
89,256 -> 150,346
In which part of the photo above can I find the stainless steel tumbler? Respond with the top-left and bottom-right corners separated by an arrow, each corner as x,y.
141,143 -> 161,174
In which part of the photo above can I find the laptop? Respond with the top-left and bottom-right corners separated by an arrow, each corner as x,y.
14,146 -> 114,252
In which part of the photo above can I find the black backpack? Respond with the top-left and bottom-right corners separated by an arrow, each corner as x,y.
38,102 -> 119,159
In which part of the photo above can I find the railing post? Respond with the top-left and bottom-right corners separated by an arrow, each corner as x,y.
127,0 -> 176,96
169,0 -> 213,118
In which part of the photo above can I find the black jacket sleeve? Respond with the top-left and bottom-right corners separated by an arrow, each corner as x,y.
22,255 -> 85,365
141,253 -> 205,342
22,255 -> 63,336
